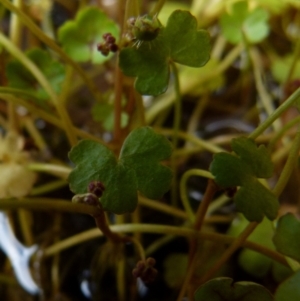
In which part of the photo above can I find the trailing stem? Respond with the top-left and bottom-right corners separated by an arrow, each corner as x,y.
176,179 -> 218,301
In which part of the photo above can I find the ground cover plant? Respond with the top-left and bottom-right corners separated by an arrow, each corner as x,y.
0,0 -> 300,300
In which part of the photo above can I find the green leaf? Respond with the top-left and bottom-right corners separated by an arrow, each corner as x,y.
220,1 -> 269,44
231,137 -> 273,178
194,277 -> 273,301
210,137 -> 279,222
58,7 -> 119,63
228,215 -> 292,281
271,55 -> 300,84
275,270 -> 300,301
164,10 -> 211,67
6,48 -> 65,102
68,127 -> 172,214
119,10 -> 210,96
119,35 -> 169,96
235,180 -> 278,222
273,213 -> 300,262
210,152 -> 252,187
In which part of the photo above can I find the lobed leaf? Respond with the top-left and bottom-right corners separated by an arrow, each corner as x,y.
6,48 -> 65,102
210,137 -> 278,222
194,277 -> 273,301
231,137 -> 273,178
119,10 -> 210,95
164,10 -> 210,67
273,213 -> 300,262
68,127 -> 172,214
234,180 -> 279,222
58,7 -> 119,63
275,270 -> 300,301
220,1 -> 269,44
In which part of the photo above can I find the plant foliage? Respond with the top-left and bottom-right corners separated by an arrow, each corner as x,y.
210,137 -> 279,222
119,10 -> 210,95
220,1 -> 269,44
6,48 -> 65,102
273,213 -> 300,262
68,127 -> 173,214
58,7 -> 119,63
194,277 -> 273,301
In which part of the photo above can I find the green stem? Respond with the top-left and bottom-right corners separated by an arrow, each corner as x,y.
0,0 -> 99,99
156,128 -> 224,153
249,47 -> 281,133
42,223 -> 287,267
249,86 -> 300,140
268,115 -> 300,152
28,163 -> 71,179
285,35 -> 300,84
149,0 -> 166,17
272,129 -> 300,197
0,33 -> 77,146
199,221 -> 258,284
0,198 -> 102,215
30,180 -> 68,196
146,44 -> 244,124
177,179 -> 218,300
0,93 -> 105,144
180,169 -> 214,222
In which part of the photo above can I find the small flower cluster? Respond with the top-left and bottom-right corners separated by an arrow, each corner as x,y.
72,181 -> 105,206
97,33 -> 118,56
132,257 -> 157,284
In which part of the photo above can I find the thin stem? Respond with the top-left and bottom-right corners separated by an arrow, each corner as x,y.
92,209 -> 129,243
0,0 -> 98,98
249,47 -> 281,132
178,179 -> 218,299
268,116 -> 300,152
0,87 -> 42,99
156,128 -> 224,153
199,221 -> 258,283
272,129 -> 300,197
0,33 -> 77,146
139,194 -> 186,219
180,169 -> 214,222
149,0 -> 166,17
30,180 -> 67,196
0,198 -> 102,216
176,255 -> 198,301
0,93 -> 105,144
22,116 -> 48,151
249,86 -> 300,139
194,180 -> 218,231
42,223 -> 287,267
146,44 -> 244,124
285,35 -> 300,84
28,163 -> 71,179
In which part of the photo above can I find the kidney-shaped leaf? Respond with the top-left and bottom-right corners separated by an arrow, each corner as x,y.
273,213 -> 300,263
194,277 -> 273,301
210,137 -> 278,222
275,270 -> 300,301
58,7 -> 119,63
68,127 -> 172,214
6,48 -> 65,102
119,10 -> 210,95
